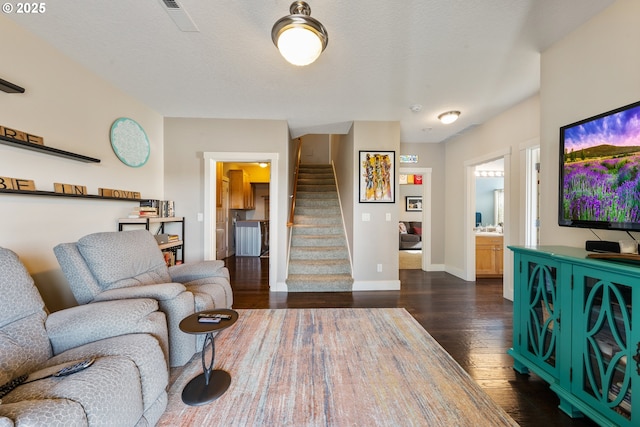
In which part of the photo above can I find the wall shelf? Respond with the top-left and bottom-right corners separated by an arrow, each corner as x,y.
0,188 -> 139,201
0,135 -> 100,163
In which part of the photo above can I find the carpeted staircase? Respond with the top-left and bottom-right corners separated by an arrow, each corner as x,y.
286,164 -> 353,292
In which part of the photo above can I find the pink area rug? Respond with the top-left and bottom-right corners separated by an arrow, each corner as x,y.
158,308 -> 517,426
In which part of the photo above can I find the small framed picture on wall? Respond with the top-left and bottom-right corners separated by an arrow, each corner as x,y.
405,196 -> 422,212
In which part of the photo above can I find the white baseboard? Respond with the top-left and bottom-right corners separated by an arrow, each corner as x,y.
425,263 -> 445,271
352,280 -> 401,291
272,280 -> 401,292
445,265 -> 471,281
271,281 -> 288,292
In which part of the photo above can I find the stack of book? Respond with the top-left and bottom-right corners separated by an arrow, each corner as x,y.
139,199 -> 175,217
127,206 -> 158,218
167,234 -> 179,242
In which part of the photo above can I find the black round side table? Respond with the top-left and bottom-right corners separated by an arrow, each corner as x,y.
179,308 -> 238,406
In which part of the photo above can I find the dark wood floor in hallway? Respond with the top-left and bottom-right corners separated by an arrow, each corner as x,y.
227,256 -> 598,427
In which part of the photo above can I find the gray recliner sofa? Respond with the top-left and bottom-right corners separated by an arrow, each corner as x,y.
54,229 -> 233,367
0,247 -> 169,426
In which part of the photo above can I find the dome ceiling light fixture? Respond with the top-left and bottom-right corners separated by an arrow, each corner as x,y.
271,1 -> 328,66
437,110 -> 461,125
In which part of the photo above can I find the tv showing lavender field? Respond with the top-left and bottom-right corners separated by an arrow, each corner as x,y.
560,102 -> 640,229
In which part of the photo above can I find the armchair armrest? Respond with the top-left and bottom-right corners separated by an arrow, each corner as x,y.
92,282 -> 186,302
169,260 -> 229,282
46,298 -> 165,355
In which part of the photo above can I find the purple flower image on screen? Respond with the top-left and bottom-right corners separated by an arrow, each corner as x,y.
561,103 -> 640,225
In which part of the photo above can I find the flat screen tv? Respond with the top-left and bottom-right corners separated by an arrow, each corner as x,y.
559,100 -> 640,231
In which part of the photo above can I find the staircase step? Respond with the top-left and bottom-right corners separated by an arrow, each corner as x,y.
286,274 -> 353,292
292,224 -> 343,235
296,191 -> 339,206
291,234 -> 346,247
290,246 -> 349,260
298,177 -> 335,184
288,259 -> 351,274
294,215 -> 342,225
299,164 -> 332,170
297,184 -> 337,192
294,205 -> 341,216
298,173 -> 334,180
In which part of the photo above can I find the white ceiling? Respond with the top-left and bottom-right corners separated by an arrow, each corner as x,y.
7,0 -> 614,143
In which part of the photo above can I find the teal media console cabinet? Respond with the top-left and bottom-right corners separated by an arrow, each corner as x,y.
509,246 -> 639,426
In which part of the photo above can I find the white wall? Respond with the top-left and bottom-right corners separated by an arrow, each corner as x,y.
0,15 -> 164,312
350,121 -> 401,289
443,95 -> 539,298
399,142 -> 446,264
540,0 -> 640,246
163,118 -> 290,286
331,132 -> 355,270
300,134 -> 330,164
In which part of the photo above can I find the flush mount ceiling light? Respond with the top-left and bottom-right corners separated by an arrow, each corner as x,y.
438,110 -> 461,125
271,1 -> 328,66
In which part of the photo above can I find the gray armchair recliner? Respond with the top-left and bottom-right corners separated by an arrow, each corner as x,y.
54,229 -> 233,367
0,247 -> 169,426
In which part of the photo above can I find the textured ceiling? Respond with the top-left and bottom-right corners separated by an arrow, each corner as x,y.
6,0 -> 614,143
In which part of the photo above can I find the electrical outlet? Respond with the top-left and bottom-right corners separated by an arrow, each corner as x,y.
197,213 -> 203,222
377,264 -> 382,272
385,213 -> 391,221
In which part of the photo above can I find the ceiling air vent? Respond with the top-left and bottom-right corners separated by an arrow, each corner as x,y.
162,0 -> 180,9
158,0 -> 199,32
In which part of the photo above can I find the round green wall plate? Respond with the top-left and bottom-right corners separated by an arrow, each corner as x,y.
110,117 -> 150,167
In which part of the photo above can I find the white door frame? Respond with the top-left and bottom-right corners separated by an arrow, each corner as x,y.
203,152 -> 279,289
464,148 -> 511,296
523,142 -> 540,246
399,167 -> 435,270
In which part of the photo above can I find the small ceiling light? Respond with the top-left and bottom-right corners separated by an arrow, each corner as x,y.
258,162 -> 269,168
272,1 -> 328,66
438,110 -> 461,125
410,104 -> 423,113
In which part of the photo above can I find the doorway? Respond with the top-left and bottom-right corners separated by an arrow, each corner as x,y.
203,152 -> 279,290
474,159 -> 505,279
464,149 -> 511,296
398,167 -> 433,271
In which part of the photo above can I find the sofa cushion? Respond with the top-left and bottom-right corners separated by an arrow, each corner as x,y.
0,249 -> 52,386
408,221 -> 422,235
0,314 -> 51,388
1,356 -> 144,427
0,398 -> 86,427
77,230 -> 171,290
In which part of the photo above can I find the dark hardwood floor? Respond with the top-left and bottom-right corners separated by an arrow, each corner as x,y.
227,256 -> 598,427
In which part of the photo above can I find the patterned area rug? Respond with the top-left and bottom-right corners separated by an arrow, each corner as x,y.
158,308 -> 517,426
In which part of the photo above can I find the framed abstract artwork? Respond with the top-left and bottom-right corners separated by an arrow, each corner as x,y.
359,150 -> 395,203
